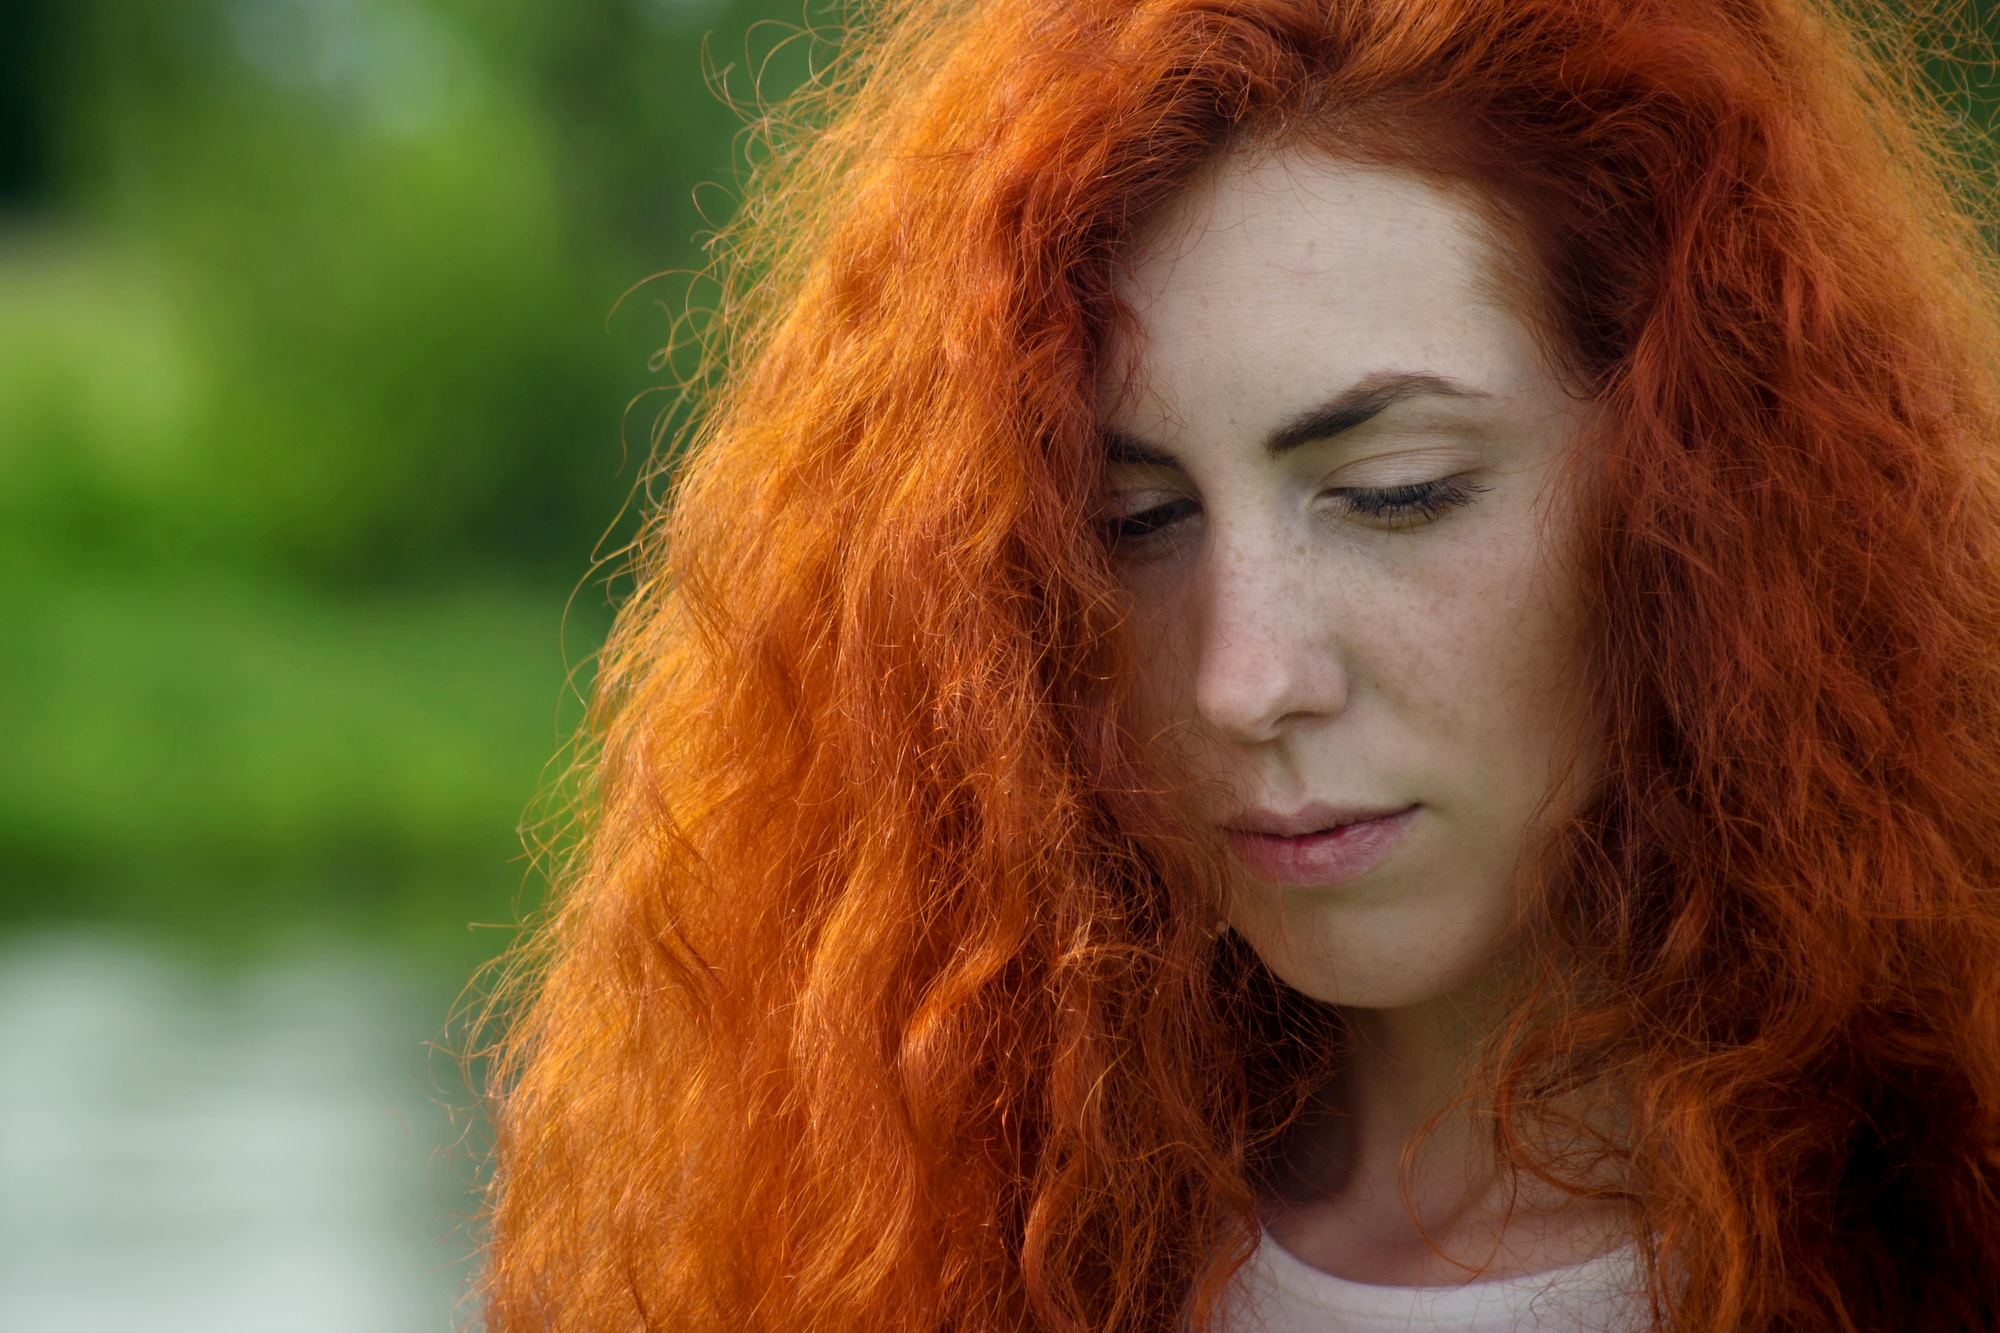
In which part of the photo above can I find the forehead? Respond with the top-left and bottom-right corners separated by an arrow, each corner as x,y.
1105,150 -> 1542,430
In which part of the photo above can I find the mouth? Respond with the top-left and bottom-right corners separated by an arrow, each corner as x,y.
1222,804 -> 1419,887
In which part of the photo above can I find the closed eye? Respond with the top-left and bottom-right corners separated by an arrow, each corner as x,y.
1333,476 -> 1489,528
1108,496 -> 1200,546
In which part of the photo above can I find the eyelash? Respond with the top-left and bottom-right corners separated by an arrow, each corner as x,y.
1339,476 -> 1490,525
1109,497 -> 1201,544
1107,476 -> 1487,547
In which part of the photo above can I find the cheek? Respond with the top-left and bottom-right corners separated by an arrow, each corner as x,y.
1389,517 -> 1589,850
1116,565 -> 1198,737
1114,562 -> 1263,825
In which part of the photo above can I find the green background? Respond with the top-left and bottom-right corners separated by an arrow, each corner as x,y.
0,0 -> 818,988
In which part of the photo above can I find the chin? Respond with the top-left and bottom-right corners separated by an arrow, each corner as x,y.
1239,940 -> 1462,1008
1234,909 -> 1509,1011
1290,971 -> 1464,1011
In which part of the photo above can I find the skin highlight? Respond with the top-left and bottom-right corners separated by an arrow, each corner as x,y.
1103,150 -> 1607,1283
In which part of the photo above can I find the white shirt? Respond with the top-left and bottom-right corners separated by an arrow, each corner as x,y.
1221,1234 -> 1650,1333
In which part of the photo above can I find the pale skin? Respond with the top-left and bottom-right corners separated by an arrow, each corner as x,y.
1101,149 -> 1619,1284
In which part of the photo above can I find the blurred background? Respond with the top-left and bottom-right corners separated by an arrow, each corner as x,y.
0,0 -> 810,1327
5,2 -> 2000,1330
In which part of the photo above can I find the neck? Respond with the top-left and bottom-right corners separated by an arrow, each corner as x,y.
1261,987 -> 1622,1284
1342,995 -> 1485,1153
1331,990 -> 1496,1239
1262,989 -> 1494,1220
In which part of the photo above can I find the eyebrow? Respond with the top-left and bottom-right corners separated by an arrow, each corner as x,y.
1102,370 -> 1488,467
1265,371 -> 1488,456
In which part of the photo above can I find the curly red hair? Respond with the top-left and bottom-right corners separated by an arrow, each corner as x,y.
480,0 -> 2000,1328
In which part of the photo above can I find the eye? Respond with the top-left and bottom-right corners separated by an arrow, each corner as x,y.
1331,476 -> 1489,528
1107,496 -> 1201,547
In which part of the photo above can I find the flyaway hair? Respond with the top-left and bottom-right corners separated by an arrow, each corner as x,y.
480,0 -> 2000,1329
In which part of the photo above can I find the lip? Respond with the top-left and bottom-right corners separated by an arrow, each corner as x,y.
1223,804 -> 1418,887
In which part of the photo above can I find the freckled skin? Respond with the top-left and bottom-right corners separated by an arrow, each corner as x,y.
1103,153 -> 1593,1016
1101,150 -> 1612,1284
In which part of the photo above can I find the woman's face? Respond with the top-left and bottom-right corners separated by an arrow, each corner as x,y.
1101,150 -> 1592,1010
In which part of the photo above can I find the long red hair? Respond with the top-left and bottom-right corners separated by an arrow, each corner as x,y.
480,0 -> 2000,1328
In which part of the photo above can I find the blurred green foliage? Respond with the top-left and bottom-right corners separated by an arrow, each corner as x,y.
0,0 -> 813,972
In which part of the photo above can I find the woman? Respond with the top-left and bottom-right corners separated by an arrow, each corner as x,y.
480,0 -> 2000,1329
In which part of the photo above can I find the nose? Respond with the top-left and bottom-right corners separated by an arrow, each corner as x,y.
1191,532 -> 1349,745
